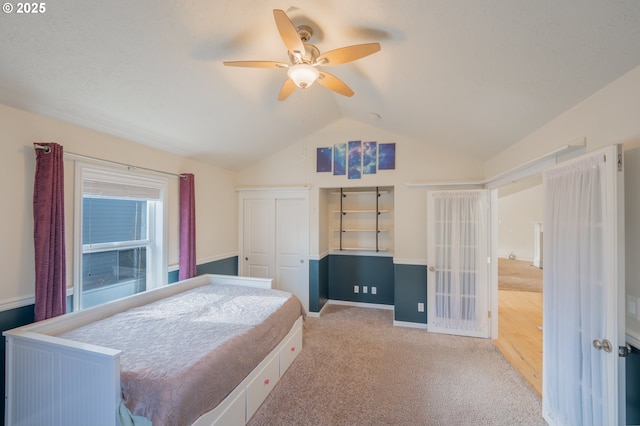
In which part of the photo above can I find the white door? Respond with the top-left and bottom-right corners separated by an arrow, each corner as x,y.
240,190 -> 310,312
427,189 -> 491,338
242,198 -> 275,278
542,144 -> 625,426
276,198 -> 309,311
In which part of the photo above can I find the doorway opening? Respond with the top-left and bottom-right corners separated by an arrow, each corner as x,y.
493,176 -> 543,396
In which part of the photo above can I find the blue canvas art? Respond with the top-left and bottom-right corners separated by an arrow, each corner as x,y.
363,142 -> 377,174
316,147 -> 332,172
378,143 -> 396,170
333,143 -> 346,175
348,141 -> 362,179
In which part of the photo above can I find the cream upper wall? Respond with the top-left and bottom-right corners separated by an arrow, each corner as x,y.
235,118 -> 486,263
498,184 -> 543,261
0,103 -> 237,304
485,65 -> 640,177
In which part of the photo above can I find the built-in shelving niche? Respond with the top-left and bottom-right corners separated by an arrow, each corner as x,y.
326,186 -> 394,255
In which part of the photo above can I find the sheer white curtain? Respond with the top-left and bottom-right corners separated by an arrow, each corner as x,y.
543,154 -> 608,425
431,191 -> 487,333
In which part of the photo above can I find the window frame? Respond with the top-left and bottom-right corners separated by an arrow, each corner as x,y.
73,162 -> 168,311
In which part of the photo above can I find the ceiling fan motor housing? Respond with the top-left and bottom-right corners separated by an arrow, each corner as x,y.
289,43 -> 320,65
287,25 -> 320,64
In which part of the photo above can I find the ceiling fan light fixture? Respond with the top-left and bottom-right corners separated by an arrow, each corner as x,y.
287,64 -> 319,88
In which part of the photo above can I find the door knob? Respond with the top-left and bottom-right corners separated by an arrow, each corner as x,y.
429,266 -> 435,272
245,257 -> 248,261
593,339 -> 613,353
300,259 -> 304,264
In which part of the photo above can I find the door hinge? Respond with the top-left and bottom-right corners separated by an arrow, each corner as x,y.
488,311 -> 492,319
618,153 -> 623,171
619,344 -> 631,358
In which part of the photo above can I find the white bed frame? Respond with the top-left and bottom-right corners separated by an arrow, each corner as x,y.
4,274 -> 303,426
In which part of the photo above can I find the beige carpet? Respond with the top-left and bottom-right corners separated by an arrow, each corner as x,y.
499,258 -> 543,292
249,305 -> 546,426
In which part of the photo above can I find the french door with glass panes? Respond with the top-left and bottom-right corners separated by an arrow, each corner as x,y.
542,144 -> 625,426
427,189 -> 491,338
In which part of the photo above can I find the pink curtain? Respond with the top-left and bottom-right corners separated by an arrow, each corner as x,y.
179,173 -> 197,280
33,143 -> 66,321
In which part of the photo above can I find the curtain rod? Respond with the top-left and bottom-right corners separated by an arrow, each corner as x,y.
34,144 -> 187,180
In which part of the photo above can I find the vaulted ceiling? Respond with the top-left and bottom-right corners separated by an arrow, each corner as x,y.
2,1 -> 640,170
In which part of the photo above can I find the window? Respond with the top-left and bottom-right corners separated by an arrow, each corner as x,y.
74,164 -> 168,310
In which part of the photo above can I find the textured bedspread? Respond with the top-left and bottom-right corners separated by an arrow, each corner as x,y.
59,283 -> 304,426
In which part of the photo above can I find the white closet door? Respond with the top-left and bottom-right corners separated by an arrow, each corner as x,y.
239,189 -> 310,312
542,144 -> 625,426
242,198 -> 276,278
276,198 -> 309,312
427,189 -> 490,338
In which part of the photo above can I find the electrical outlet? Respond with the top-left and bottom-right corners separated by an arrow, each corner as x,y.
354,285 -> 359,293
363,286 -> 368,294
371,287 -> 377,295
418,302 -> 425,312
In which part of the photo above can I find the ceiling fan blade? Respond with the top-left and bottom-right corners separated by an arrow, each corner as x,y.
278,78 -> 297,101
317,72 -> 354,97
223,60 -> 288,69
316,43 -> 381,66
273,9 -> 305,56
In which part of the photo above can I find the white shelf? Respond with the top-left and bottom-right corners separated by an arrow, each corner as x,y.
331,186 -> 393,253
332,247 -> 389,252
329,249 -> 394,257
333,209 -> 389,214
333,228 -> 388,232
331,190 -> 389,195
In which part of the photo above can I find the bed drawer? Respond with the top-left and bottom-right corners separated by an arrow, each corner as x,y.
246,353 -> 279,420
280,323 -> 302,374
210,386 -> 246,426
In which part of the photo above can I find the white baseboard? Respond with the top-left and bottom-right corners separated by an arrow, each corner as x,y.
327,300 -> 394,310
393,320 -> 429,330
310,300 -> 429,331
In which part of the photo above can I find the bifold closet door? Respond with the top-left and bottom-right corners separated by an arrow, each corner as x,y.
275,198 -> 309,310
242,198 -> 276,279
241,194 -> 309,312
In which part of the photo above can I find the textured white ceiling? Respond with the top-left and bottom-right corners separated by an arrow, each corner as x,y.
1,0 -> 640,170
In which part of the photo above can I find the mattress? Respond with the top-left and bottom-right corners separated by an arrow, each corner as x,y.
59,283 -> 304,426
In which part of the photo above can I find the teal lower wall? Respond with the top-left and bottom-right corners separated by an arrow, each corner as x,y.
394,263 -> 427,323
196,256 -> 239,277
628,346 -> 640,424
309,256 -> 329,313
328,254 -> 394,305
169,256 -> 239,284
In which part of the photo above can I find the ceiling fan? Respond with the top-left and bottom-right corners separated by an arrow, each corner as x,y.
223,9 -> 381,101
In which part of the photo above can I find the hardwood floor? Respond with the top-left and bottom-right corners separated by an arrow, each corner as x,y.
494,289 -> 543,396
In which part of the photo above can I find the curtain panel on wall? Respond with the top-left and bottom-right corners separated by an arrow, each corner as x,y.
33,142 -> 66,321
179,173 -> 196,280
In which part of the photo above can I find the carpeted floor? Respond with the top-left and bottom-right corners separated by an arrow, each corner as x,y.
498,258 -> 543,292
249,305 -> 546,426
